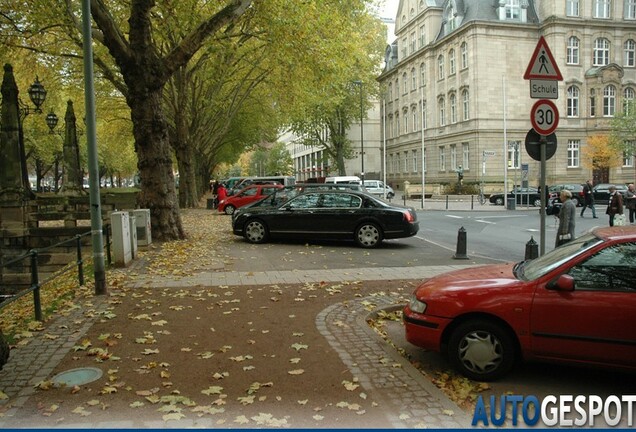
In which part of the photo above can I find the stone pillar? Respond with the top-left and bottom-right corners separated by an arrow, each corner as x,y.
60,100 -> 84,194
0,64 -> 29,239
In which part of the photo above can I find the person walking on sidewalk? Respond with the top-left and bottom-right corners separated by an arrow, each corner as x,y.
556,190 -> 576,247
606,185 -> 624,226
580,179 -> 597,218
626,183 -> 636,224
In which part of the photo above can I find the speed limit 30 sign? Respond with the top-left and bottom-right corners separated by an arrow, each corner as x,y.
530,99 -> 559,135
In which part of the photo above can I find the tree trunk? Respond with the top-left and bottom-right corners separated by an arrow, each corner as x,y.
131,90 -> 185,240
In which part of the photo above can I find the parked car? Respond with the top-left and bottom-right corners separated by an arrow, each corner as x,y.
489,187 -> 542,206
218,184 -> 283,215
548,183 -> 585,207
234,183 -> 369,215
232,190 -> 419,248
363,180 -> 395,199
403,226 -> 636,381
592,183 -> 628,204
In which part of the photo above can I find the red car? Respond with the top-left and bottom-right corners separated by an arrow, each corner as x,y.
218,184 -> 283,215
403,226 -> 636,381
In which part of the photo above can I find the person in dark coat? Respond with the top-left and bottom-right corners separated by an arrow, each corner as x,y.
556,190 -> 576,247
606,185 -> 624,226
580,179 -> 597,218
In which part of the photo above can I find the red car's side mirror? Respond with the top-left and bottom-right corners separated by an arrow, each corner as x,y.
547,274 -> 575,292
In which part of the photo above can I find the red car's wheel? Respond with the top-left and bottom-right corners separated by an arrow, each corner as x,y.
448,319 -> 516,381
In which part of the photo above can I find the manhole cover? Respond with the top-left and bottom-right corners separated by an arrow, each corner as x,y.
51,367 -> 103,386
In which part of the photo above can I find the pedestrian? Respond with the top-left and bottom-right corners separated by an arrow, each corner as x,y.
580,179 -> 597,218
217,182 -> 227,204
626,183 -> 636,224
605,185 -> 624,226
556,189 -> 576,247
212,180 -> 220,208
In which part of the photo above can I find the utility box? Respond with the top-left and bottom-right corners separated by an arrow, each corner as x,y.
110,211 -> 133,267
129,214 -> 138,259
132,209 -> 152,246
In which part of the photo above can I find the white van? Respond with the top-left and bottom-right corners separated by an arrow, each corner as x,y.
324,176 -> 361,185
363,180 -> 395,198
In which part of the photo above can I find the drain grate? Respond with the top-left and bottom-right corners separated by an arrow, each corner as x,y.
51,367 -> 103,386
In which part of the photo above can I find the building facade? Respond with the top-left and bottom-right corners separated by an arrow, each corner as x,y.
379,0 -> 636,191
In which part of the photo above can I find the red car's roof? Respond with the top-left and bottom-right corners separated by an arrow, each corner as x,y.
592,225 -> 636,241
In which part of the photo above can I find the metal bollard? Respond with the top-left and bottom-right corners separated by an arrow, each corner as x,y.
525,236 -> 539,260
453,227 -> 469,259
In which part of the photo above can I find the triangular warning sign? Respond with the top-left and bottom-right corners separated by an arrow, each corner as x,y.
524,36 -> 563,81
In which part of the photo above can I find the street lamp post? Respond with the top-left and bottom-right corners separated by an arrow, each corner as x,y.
18,76 -> 47,198
353,80 -> 364,183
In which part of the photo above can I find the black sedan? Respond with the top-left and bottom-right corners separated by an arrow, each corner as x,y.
232,190 -> 419,248
593,183 -> 628,204
489,187 -> 543,206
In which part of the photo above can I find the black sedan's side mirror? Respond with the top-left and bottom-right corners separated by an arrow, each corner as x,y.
546,274 -> 575,292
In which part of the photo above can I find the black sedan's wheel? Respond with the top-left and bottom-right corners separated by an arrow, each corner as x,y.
243,219 -> 269,244
387,192 -> 395,199
448,319 -> 516,381
494,197 -> 504,206
224,205 -> 236,215
355,222 -> 382,248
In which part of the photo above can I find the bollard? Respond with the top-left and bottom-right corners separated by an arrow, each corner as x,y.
525,236 -> 539,260
453,226 -> 469,259
446,195 -> 449,210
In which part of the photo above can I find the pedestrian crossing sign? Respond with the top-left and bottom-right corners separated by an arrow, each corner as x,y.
524,36 -> 563,81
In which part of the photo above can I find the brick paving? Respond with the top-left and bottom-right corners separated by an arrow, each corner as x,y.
0,262 -> 477,428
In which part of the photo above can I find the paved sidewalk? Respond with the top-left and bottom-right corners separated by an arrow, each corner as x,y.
0,264 -> 478,428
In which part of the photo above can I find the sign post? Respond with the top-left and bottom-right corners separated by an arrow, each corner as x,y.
524,36 -> 563,255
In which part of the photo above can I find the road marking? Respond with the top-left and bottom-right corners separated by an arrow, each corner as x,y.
413,236 -> 508,263
475,219 -> 496,224
446,215 -> 463,219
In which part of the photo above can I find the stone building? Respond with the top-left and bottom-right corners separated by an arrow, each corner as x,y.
378,0 -> 636,191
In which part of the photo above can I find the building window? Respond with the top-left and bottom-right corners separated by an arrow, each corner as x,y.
394,79 -> 399,100
439,146 -> 446,171
401,37 -> 408,58
438,54 -> 445,79
593,38 -> 610,66
624,87 -> 635,114
449,49 -> 456,75
439,97 -> 446,126
412,150 -> 418,173
507,0 -> 521,19
567,36 -> 579,64
404,108 -> 409,133
604,85 -> 616,116
419,24 -> 426,48
590,89 -> 597,117
411,68 -> 417,91
388,115 -> 393,138
395,113 -> 400,136
412,106 -> 417,131
627,0 -> 636,19
567,140 -> 580,167
402,73 -> 408,95
624,143 -> 635,167
566,0 -> 579,16
625,39 -> 636,67
508,142 -> 520,169
410,31 -> 417,54
594,0 -> 611,18
422,147 -> 427,173
462,142 -> 470,168
404,151 -> 410,172
462,90 -> 470,120
450,93 -> 457,123
567,86 -> 579,117
388,83 -> 393,100
450,144 -> 457,170
420,62 -> 426,86
421,100 -> 427,129
461,42 -> 468,69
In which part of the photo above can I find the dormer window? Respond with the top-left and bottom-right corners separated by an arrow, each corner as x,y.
498,0 -> 527,22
